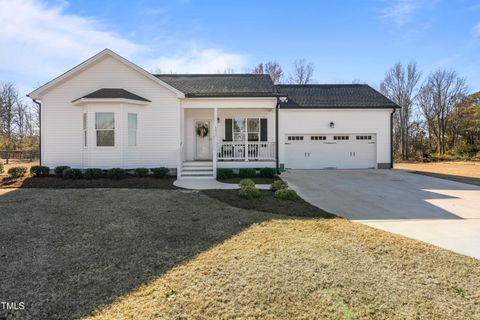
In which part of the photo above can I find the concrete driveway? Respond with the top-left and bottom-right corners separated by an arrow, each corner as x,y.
282,169 -> 480,259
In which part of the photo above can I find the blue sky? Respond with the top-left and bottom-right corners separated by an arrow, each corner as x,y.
1,0 -> 479,98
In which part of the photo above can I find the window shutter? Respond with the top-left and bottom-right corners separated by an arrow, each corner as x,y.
260,118 -> 268,141
225,119 -> 233,141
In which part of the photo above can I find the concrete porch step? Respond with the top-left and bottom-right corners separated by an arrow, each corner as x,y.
181,170 -> 214,176
183,161 -> 213,167
182,166 -> 214,171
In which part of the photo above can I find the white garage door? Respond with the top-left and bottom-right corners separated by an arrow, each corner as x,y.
284,134 -> 377,169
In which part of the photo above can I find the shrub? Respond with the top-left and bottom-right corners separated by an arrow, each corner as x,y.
30,165 -> 50,177
84,168 -> 104,179
270,179 -> 288,192
107,168 -> 126,180
8,166 -> 27,178
238,168 -> 256,178
274,189 -> 299,201
238,185 -> 261,199
134,167 -> 150,177
151,167 -> 169,178
239,178 -> 255,188
260,167 -> 276,178
217,168 -> 234,180
62,168 -> 83,179
54,166 -> 70,177
0,162 -> 4,174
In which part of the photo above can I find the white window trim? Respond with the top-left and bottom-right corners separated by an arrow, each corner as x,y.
233,117 -> 261,142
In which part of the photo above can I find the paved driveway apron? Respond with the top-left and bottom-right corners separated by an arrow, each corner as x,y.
282,169 -> 480,259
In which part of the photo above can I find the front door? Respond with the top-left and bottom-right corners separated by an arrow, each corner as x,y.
195,120 -> 212,160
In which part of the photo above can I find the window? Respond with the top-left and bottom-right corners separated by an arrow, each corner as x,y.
311,135 -> 326,141
287,135 -> 304,141
83,113 -> 87,147
233,118 -> 261,142
356,135 -> 372,140
333,135 -> 349,140
128,113 -> 137,146
95,112 -> 115,146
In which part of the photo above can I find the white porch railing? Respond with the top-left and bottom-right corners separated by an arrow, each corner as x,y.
217,141 -> 275,161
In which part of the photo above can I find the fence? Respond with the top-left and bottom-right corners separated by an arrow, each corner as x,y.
0,150 -> 39,163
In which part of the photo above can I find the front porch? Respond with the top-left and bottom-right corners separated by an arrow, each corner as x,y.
178,105 -> 277,178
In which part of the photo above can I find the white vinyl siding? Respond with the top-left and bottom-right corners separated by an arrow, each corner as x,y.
128,113 -> 137,146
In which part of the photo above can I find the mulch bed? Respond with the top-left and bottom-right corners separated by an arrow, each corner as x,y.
202,189 -> 335,218
218,176 -> 279,184
0,176 -> 177,189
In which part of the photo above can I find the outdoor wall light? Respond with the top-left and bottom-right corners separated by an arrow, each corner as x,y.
329,121 -> 335,128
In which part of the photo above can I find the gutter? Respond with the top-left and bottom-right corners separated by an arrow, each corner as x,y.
390,108 -> 396,169
31,98 -> 42,166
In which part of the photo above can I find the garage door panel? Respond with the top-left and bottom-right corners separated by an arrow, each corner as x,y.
285,134 -> 376,169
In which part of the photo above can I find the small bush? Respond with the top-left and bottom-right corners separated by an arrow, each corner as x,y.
238,168 -> 256,178
62,168 -> 83,179
274,189 -> 299,201
107,168 -> 126,180
270,180 -> 288,192
30,165 -> 50,177
8,166 -> 27,178
239,178 -> 255,188
151,167 -> 169,178
217,168 -> 235,180
260,167 -> 276,178
84,168 -> 104,179
238,185 -> 261,199
54,166 -> 70,177
134,168 -> 150,177
0,162 -> 4,174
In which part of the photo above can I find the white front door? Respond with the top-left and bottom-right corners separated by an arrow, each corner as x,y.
195,120 -> 212,160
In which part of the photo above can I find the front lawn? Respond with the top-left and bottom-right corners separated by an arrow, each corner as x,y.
1,189 -> 479,319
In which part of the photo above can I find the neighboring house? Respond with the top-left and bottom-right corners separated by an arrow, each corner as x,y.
28,49 -> 399,178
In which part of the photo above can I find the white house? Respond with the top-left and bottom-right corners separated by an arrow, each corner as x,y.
28,49 -> 399,179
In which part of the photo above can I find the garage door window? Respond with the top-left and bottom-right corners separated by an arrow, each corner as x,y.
311,135 -> 326,140
333,135 -> 349,140
356,135 -> 372,140
287,135 -> 304,141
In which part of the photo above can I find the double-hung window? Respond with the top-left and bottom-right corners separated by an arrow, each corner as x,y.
95,112 -> 115,147
83,113 -> 87,147
233,118 -> 260,142
128,113 -> 137,146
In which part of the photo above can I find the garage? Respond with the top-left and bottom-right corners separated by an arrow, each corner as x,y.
284,133 -> 377,169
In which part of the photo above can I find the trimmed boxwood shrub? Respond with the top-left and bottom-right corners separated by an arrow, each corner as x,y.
84,168 -> 104,179
217,168 -> 234,180
134,168 -> 150,177
274,189 -> 299,201
270,180 -> 288,192
238,185 -> 261,199
0,162 -> 4,174
239,178 -> 255,188
54,166 -> 70,177
151,167 -> 169,178
8,166 -> 27,178
107,168 -> 126,180
260,167 -> 276,178
62,168 -> 83,179
238,168 -> 256,178
30,165 -> 50,177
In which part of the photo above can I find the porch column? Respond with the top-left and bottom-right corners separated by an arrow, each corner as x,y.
212,107 -> 218,178
245,119 -> 248,162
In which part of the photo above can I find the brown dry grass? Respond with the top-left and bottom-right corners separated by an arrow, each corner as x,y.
0,160 -> 38,176
84,218 -> 480,320
395,162 -> 480,186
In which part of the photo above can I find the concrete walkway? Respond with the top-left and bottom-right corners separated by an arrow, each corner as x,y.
174,178 -> 270,190
282,169 -> 480,259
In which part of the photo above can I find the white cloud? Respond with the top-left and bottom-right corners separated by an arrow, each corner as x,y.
146,46 -> 248,73
0,0 -> 144,88
381,0 -> 419,26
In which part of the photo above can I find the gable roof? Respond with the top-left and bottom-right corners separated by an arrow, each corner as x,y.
275,84 -> 400,109
154,74 -> 279,97
28,49 -> 184,100
72,88 -> 150,103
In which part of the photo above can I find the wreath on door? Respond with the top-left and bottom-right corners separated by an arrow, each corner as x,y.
196,124 -> 209,137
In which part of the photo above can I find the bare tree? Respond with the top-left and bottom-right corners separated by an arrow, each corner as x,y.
252,63 -> 264,75
422,69 -> 468,154
0,82 -> 19,142
252,62 -> 283,83
288,59 -> 314,84
380,62 -> 421,160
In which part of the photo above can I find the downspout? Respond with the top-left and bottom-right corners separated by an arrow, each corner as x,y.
275,98 -> 280,174
390,108 -> 396,169
32,98 -> 42,166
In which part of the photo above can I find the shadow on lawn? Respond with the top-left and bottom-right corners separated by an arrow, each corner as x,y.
410,171 -> 480,187
0,188 -> 326,320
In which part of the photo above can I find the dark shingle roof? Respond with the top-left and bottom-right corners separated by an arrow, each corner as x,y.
275,84 -> 399,109
155,74 -> 278,97
72,88 -> 150,102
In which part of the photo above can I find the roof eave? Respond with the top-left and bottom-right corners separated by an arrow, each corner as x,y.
71,98 -> 150,106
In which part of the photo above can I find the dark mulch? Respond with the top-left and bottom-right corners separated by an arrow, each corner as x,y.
218,176 -> 279,184
0,176 -> 177,189
203,189 -> 335,218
